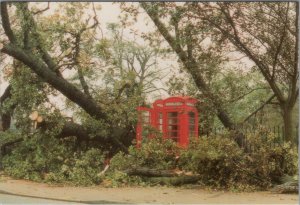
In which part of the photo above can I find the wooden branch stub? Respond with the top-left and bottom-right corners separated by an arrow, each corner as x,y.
29,111 -> 43,129
29,111 -> 38,121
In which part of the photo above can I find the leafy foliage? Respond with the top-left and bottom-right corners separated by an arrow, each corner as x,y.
108,132 -> 298,191
2,130 -> 105,186
110,137 -> 180,171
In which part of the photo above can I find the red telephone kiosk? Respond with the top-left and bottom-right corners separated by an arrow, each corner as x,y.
136,96 -> 198,148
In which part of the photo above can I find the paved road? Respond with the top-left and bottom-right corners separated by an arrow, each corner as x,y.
0,193 -> 84,204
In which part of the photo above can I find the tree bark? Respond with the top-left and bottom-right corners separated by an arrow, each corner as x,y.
147,176 -> 200,186
0,85 -> 14,131
282,106 -> 294,143
125,167 -> 178,177
0,121 -> 128,155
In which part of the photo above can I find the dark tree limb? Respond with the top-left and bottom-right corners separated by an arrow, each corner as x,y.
229,87 -> 270,103
32,2 -> 50,15
18,3 -> 61,76
73,33 -> 92,98
125,167 -> 178,177
0,2 -> 16,44
1,43 -> 106,120
243,94 -> 276,123
147,176 -> 200,186
141,3 -> 234,129
0,85 -> 11,104
0,85 -> 13,131
1,121 -> 128,155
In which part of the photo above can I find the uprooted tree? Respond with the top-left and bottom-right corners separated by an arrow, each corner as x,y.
0,2 -> 165,154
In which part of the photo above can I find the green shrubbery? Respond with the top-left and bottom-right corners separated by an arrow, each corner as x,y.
178,135 -> 247,189
1,130 -> 298,190
110,137 -> 179,171
1,131 -> 105,186
45,148 -> 105,186
108,132 -> 298,190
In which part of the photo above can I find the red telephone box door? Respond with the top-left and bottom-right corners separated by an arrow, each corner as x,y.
166,111 -> 180,142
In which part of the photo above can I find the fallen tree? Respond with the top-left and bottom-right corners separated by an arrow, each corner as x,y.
124,167 -> 200,186
0,2 -> 130,153
0,120 -> 128,156
125,167 -> 179,177
146,176 -> 200,186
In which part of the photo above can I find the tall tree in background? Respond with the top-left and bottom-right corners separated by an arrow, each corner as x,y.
97,23 -> 167,98
141,2 -> 298,143
141,3 -> 236,131
190,2 -> 299,142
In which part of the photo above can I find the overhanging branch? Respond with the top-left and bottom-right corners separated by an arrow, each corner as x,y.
0,2 -> 16,43
1,43 -> 106,120
243,94 -> 276,123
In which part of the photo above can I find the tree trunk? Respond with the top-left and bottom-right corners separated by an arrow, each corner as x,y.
125,167 -> 178,177
146,176 -> 200,186
282,106 -> 294,143
0,85 -> 14,131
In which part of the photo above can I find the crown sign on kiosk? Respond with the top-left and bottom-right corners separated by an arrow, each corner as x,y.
136,96 -> 198,148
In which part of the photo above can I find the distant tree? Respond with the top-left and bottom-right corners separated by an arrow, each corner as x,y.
188,2 -> 299,142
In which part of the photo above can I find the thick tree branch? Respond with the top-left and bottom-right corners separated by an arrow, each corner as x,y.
18,3 -> 59,75
0,85 -> 13,131
271,3 -> 289,80
0,85 -> 11,104
1,120 -> 128,155
73,33 -> 92,98
229,87 -> 270,103
0,2 -> 16,44
1,43 -> 106,120
32,2 -> 50,15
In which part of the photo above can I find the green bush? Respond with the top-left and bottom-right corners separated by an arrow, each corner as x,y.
2,131 -> 105,186
242,132 -> 298,186
178,135 -> 247,189
45,148 -> 105,186
110,137 -> 180,171
109,132 -> 298,190
178,132 -> 298,190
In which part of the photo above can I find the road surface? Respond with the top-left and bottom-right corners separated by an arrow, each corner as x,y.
0,192 -> 83,204
0,177 -> 298,204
